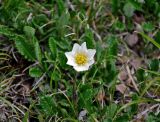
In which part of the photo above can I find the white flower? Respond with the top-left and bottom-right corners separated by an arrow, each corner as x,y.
65,42 -> 96,72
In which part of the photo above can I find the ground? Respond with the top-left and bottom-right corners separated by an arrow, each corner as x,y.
0,0 -> 160,122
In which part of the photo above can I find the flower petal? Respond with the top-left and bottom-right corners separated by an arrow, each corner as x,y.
73,65 -> 89,72
88,59 -> 95,66
65,52 -> 73,59
87,49 -> 96,59
81,42 -> 87,52
65,52 -> 76,66
72,43 -> 80,53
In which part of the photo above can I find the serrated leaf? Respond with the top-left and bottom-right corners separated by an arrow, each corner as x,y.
23,26 -> 35,38
58,52 -> 67,68
15,36 -> 36,61
123,2 -> 135,17
114,21 -> 126,31
84,28 -> 95,48
106,35 -> 118,56
35,40 -> 42,63
51,71 -> 61,81
142,22 -> 155,32
39,95 -> 57,116
0,25 -> 15,39
29,67 -> 42,77
105,104 -> 118,118
48,37 -> 57,60
55,39 -> 70,49
56,11 -> 70,36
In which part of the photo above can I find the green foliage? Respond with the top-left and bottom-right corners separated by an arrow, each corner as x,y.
149,59 -> 159,72
38,95 -> 57,117
35,40 -> 42,63
106,35 -> 118,56
15,36 -> 36,61
82,28 -> 95,48
105,104 -> 118,119
0,25 -> 16,39
23,26 -> 35,38
111,0 -> 119,15
114,20 -> 126,31
48,37 -> 57,60
29,67 -> 42,78
138,32 -> 160,49
142,22 -> 155,32
123,2 -> 135,17
0,0 -> 160,121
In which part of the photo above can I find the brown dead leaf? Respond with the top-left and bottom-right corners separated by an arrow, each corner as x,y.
125,33 -> 139,47
130,58 -> 142,70
116,83 -> 128,94
97,90 -> 105,102
118,70 -> 128,81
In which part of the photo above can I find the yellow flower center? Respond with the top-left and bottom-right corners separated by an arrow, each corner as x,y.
75,53 -> 87,65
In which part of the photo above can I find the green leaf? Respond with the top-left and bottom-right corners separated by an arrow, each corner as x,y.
115,114 -> 129,122
155,31 -> 160,44
114,20 -> 126,31
29,67 -> 42,77
111,0 -> 119,15
22,111 -> 29,122
58,52 -> 67,68
55,39 -> 70,50
48,37 -> 57,60
15,36 -> 36,61
138,32 -> 160,49
128,0 -> 143,10
0,25 -> 16,39
106,35 -> 118,56
57,11 -> 70,27
142,22 -> 155,32
123,2 -> 135,17
149,59 -> 159,71
56,11 -> 70,36
23,26 -> 35,38
38,95 -> 57,116
105,104 -> 118,118
51,71 -> 61,81
35,40 -> 42,63
56,0 -> 66,16
84,28 -> 95,48
146,115 -> 156,122
96,42 -> 103,61
136,69 -> 145,82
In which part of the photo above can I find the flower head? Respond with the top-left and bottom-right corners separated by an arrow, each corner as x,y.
65,42 -> 96,72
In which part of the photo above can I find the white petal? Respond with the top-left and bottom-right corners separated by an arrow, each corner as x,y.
81,42 -> 87,51
73,65 -> 89,72
87,49 -> 96,59
66,59 -> 77,66
72,43 -> 80,53
88,59 -> 95,66
65,52 -> 73,59
65,52 -> 76,66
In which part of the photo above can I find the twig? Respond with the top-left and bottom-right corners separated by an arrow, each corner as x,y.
136,104 -> 160,119
126,65 -> 139,92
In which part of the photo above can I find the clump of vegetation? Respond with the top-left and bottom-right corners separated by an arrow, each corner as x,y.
0,0 -> 160,121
